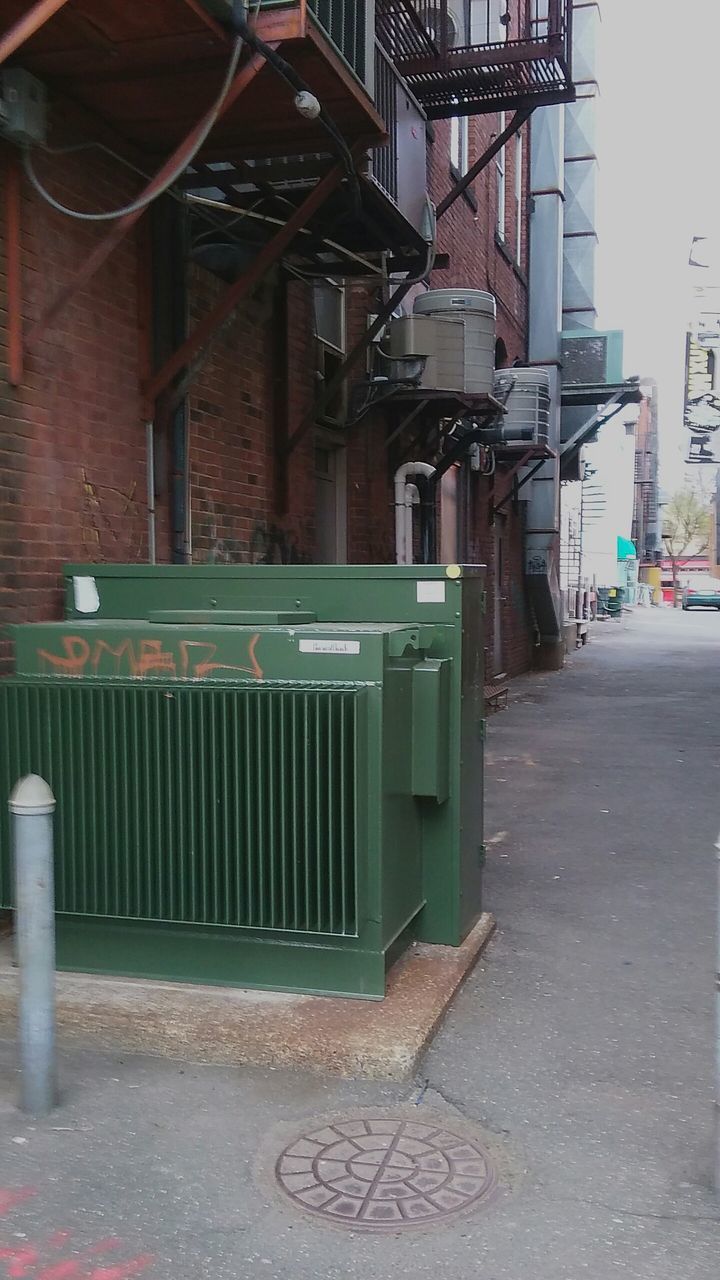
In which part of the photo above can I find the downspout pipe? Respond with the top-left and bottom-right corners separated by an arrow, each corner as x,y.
394,463 -> 436,566
525,98 -> 565,653
414,473 -> 436,564
404,483 -> 420,566
146,420 -> 156,565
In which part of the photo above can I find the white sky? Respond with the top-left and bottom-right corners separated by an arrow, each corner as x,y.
594,0 -> 720,488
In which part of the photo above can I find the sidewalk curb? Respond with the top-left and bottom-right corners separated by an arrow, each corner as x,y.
0,914 -> 496,1080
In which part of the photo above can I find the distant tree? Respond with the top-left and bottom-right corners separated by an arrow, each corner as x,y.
663,488 -> 711,606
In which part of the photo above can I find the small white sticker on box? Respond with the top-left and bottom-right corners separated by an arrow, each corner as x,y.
73,576 -> 100,614
299,639 -> 361,655
417,581 -> 446,604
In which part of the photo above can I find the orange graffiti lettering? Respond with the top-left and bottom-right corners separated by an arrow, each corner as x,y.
135,641 -> 177,677
90,640 -> 175,677
35,634 -> 263,682
37,637 -> 90,675
90,640 -> 137,677
179,634 -> 263,681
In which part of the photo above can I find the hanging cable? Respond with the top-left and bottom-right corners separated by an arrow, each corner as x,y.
22,36 -> 243,221
224,2 -> 360,212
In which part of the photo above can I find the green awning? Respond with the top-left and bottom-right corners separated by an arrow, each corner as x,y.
617,536 -> 637,560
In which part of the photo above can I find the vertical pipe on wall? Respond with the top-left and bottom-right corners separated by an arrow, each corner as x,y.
525,91 -> 565,654
274,271 -> 290,515
146,420 -> 156,564
5,152 -> 23,387
150,197 -> 190,562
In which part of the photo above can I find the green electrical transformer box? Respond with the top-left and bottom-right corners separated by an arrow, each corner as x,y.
0,564 -> 485,998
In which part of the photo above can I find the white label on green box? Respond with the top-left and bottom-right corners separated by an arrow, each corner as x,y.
73,576 -> 100,614
299,639 -> 361,655
417,581 -> 446,604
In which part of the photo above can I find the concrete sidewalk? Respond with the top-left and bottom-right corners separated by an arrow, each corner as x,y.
1,608 -> 719,1278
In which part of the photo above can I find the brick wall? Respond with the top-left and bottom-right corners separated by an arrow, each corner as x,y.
428,113 -> 529,360
0,90 -> 534,677
425,112 -> 533,675
188,268 -> 277,565
0,144 -> 149,672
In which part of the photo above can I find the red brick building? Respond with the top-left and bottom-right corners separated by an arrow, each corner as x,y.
0,1 -> 575,678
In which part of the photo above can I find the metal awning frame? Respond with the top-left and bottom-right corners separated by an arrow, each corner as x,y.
560,380 -> 643,462
491,444 -> 558,517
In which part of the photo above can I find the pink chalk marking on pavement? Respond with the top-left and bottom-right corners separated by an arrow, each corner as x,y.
0,1194 -> 154,1280
87,1257 -> 155,1280
0,1194 -> 36,1220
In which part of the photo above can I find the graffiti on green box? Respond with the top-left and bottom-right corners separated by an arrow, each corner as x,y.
36,634 -> 263,681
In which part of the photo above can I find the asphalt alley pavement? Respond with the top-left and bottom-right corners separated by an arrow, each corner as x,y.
1,607 -> 719,1278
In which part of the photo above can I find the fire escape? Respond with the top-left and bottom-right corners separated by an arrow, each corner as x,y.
377,0 -> 573,116
1,0 -> 575,515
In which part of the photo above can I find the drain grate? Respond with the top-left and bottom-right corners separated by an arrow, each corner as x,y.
274,1115 -> 497,1230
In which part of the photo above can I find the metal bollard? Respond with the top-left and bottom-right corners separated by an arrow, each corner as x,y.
9,775 -> 57,1116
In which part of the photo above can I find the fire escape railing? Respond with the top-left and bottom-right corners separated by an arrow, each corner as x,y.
375,0 -> 574,117
375,0 -> 441,61
376,1 -> 571,64
257,0 -> 370,82
372,43 -> 400,205
307,0 -> 369,81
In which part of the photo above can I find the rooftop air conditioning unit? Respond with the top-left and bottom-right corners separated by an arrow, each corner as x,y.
490,368 -> 551,446
387,289 -> 496,396
561,329 -> 624,387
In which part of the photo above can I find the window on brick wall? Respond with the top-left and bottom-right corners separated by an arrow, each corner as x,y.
515,130 -> 523,263
470,0 -> 506,45
450,113 -> 469,176
496,110 -> 506,241
313,280 -> 347,428
313,280 -> 345,353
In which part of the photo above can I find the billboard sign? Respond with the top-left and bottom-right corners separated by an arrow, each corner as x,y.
684,333 -> 720,464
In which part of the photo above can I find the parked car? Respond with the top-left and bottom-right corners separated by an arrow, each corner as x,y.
681,576 -> 720,610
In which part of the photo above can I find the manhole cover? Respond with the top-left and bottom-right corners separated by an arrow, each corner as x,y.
274,1116 -> 497,1230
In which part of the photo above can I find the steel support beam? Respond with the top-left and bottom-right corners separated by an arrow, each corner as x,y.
194,157 -> 296,219
436,107 -> 533,217
144,159 -> 348,406
284,107 -> 534,468
492,454 -> 549,515
4,150 -> 23,386
25,50 -> 269,351
0,0 -> 70,66
559,385 -> 640,461
489,449 -> 537,516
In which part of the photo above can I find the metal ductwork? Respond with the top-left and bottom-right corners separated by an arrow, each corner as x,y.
524,101 -> 565,656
